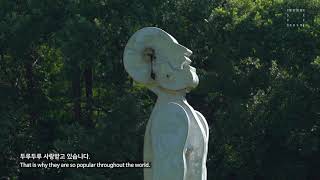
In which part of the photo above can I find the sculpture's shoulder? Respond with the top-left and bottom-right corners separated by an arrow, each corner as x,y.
152,102 -> 190,128
151,102 -> 189,153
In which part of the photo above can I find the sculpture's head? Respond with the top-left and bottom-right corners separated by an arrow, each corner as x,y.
123,27 -> 199,93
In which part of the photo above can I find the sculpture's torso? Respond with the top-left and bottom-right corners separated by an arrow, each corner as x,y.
144,95 -> 209,180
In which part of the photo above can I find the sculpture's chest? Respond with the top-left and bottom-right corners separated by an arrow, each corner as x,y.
152,102 -> 207,162
146,101 -> 208,180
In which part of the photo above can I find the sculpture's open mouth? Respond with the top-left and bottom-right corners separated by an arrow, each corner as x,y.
185,87 -> 193,92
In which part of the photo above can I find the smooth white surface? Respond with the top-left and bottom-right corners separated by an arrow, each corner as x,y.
123,27 -> 198,91
123,27 -> 209,180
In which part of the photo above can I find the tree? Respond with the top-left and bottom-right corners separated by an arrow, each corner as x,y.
0,0 -> 319,179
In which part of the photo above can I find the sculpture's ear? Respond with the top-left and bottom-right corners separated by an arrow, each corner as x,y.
143,48 -> 156,80
123,27 -> 181,85
123,46 -> 152,84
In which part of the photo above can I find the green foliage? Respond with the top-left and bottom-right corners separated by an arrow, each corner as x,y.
0,0 -> 319,179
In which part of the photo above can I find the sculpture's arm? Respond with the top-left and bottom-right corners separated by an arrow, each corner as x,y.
195,110 -> 209,141
151,102 -> 189,180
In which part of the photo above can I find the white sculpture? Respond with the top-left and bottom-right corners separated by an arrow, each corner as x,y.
123,27 -> 209,180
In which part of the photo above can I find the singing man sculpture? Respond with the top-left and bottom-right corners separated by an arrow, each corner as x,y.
123,27 -> 209,180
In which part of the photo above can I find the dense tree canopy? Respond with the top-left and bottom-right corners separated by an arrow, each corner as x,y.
0,0 -> 319,179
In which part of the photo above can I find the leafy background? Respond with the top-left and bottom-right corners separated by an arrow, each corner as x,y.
0,0 -> 319,179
